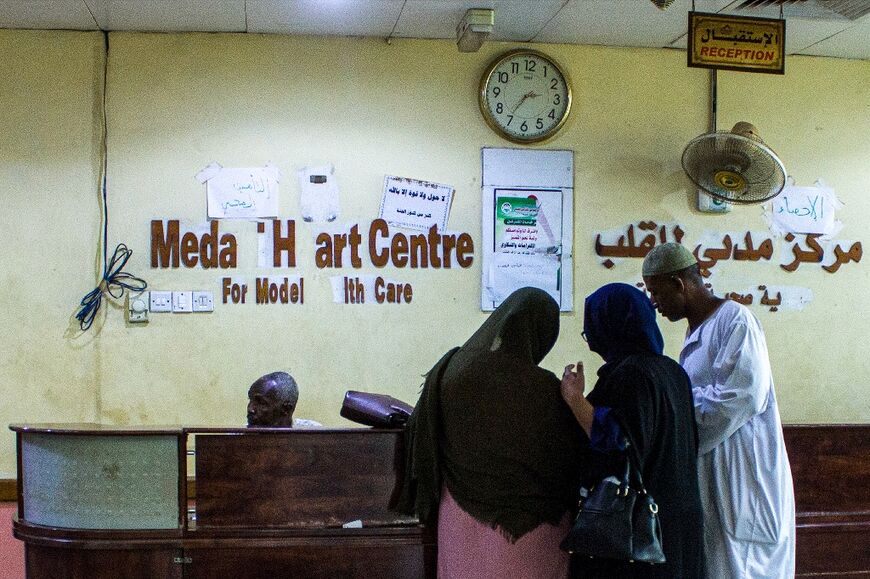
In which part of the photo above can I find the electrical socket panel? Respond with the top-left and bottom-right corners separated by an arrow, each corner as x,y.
127,292 -> 149,323
697,190 -> 731,213
192,291 -> 214,312
172,291 -> 193,313
150,291 -> 172,312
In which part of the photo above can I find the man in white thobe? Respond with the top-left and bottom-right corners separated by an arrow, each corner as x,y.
642,243 -> 795,578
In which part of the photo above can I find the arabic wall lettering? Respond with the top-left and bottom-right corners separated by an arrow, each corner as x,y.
595,221 -> 863,313
780,233 -> 863,273
595,221 -> 685,268
722,285 -> 814,312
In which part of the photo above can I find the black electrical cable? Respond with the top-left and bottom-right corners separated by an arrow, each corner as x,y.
75,31 -> 147,331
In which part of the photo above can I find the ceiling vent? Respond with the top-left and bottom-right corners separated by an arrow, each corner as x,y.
731,0 -> 870,20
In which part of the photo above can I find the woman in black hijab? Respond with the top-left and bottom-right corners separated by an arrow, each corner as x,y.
561,283 -> 703,578
398,287 -> 588,579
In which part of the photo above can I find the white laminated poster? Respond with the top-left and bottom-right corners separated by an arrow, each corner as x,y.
196,163 -> 281,220
379,176 -> 453,232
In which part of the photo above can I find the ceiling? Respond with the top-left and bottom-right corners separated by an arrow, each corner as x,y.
1,0 -> 868,60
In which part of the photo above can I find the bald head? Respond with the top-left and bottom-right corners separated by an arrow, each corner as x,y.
247,371 -> 299,427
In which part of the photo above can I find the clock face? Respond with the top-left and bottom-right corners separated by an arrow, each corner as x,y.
479,50 -> 571,143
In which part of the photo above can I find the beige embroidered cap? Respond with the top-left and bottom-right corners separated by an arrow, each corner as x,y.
642,242 -> 697,276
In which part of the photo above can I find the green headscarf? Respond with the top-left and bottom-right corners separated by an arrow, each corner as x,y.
397,288 -> 588,541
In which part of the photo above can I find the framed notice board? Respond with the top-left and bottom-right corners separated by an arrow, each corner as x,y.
481,148 -> 573,311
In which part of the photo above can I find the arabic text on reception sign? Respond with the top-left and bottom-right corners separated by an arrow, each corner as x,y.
688,12 -> 785,74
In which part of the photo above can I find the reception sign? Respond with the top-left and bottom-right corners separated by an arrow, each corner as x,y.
688,12 -> 785,74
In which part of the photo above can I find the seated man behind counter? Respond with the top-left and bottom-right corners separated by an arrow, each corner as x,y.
247,371 -> 322,428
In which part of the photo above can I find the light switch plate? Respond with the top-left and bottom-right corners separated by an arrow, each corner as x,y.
150,291 -> 172,313
172,291 -> 193,313
192,291 -> 214,312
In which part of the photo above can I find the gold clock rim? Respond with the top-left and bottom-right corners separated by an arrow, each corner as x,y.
478,48 -> 573,145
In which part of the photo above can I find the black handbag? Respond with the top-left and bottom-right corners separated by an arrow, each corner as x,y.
560,432 -> 665,564
340,391 -> 414,428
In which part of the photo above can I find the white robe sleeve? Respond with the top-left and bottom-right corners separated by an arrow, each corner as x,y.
693,319 -> 771,455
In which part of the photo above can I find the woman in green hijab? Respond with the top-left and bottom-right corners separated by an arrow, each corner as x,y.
398,287 -> 588,579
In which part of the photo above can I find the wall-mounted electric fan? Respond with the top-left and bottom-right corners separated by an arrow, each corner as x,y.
681,122 -> 787,204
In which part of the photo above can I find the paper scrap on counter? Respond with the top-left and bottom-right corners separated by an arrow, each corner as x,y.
298,165 -> 340,224
196,162 -> 280,220
379,176 -> 453,232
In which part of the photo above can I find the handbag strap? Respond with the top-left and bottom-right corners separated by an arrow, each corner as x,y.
604,356 -> 652,494
612,413 -> 649,494
621,437 -> 648,493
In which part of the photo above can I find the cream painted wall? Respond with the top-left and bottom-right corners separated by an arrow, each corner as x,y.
0,31 -> 105,458
0,30 -> 867,477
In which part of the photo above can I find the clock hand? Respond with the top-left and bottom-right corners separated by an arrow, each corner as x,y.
512,93 -> 530,113
512,90 -> 540,113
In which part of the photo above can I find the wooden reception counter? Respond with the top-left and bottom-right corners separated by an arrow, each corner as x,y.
10,424 -> 434,579
10,423 -> 869,577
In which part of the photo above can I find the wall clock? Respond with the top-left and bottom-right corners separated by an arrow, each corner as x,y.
479,49 -> 572,144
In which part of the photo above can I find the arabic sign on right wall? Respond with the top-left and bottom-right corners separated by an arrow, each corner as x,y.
593,183 -> 862,313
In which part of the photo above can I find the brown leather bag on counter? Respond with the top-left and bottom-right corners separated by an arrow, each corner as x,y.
340,391 -> 414,428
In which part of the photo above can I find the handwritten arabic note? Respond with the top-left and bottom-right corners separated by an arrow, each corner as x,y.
379,176 -> 453,232
767,183 -> 842,236
196,163 -> 280,220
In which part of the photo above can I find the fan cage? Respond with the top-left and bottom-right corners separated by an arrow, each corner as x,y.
681,131 -> 787,205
